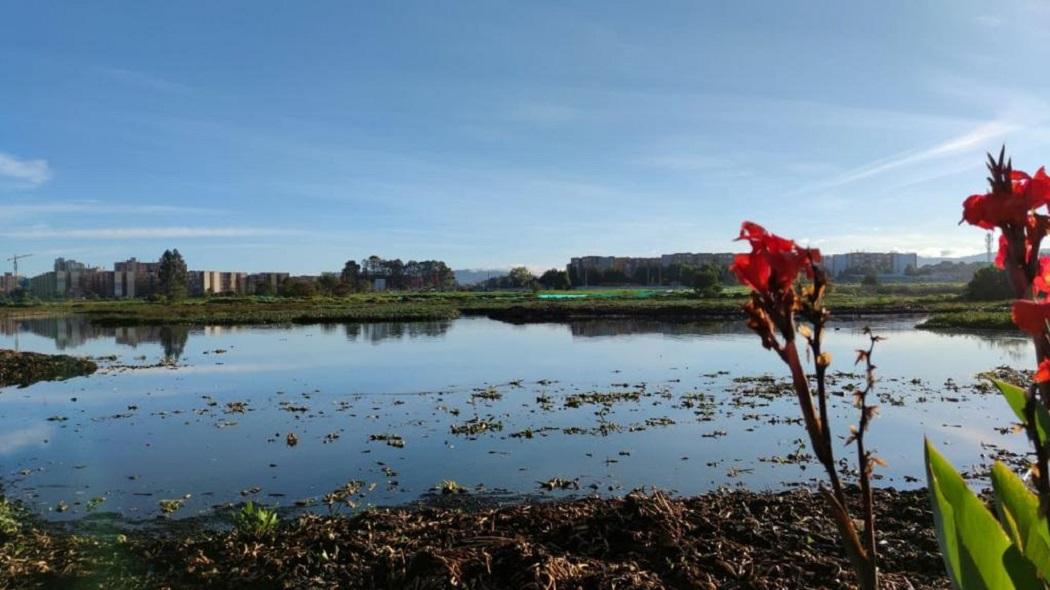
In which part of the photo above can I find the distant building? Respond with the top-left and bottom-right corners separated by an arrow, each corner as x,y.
27,258 -> 111,299
188,271 -> 248,296
114,258 -> 161,298
826,252 -> 918,277
246,272 -> 289,295
0,273 -> 20,294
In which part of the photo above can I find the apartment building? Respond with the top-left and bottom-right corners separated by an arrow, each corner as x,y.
0,273 -> 20,294
114,258 -> 161,298
826,252 -> 918,277
246,272 -> 289,294
188,271 -> 249,296
26,258 -> 113,299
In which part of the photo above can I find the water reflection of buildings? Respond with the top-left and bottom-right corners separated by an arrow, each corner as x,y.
567,320 -> 747,339
0,318 -> 190,361
0,318 -> 453,355
342,321 -> 452,343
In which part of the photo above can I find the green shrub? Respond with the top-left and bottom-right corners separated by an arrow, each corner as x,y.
0,497 -> 21,540
964,266 -> 1012,300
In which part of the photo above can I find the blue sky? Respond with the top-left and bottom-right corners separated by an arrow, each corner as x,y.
3,1 -> 1050,276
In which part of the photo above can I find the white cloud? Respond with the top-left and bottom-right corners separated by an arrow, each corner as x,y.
8,227 -> 301,240
790,120 -> 1016,196
0,424 -> 52,455
0,201 -> 224,219
0,152 -> 51,187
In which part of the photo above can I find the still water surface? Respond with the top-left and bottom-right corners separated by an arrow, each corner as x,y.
0,316 -> 1034,521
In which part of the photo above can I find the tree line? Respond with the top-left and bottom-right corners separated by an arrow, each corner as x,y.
564,262 -> 725,293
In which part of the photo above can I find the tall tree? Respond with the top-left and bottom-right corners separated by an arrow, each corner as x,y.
508,266 -> 537,289
157,249 -> 188,301
538,268 -> 570,290
341,260 -> 362,290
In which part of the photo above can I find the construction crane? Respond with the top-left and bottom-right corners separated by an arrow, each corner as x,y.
6,253 -> 33,277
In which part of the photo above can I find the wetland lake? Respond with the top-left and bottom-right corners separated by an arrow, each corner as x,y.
0,315 -> 1033,522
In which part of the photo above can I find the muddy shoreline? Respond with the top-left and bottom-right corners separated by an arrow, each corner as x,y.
0,349 -> 97,388
4,487 -> 947,589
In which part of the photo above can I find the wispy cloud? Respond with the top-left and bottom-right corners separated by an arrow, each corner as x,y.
790,120 -> 1016,196
0,201 -> 225,218
974,15 -> 1004,28
8,227 -> 301,240
0,151 -> 51,187
93,66 -> 192,94
635,153 -> 735,172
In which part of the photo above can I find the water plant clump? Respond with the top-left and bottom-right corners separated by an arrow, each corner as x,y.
368,433 -> 405,448
232,502 -> 279,538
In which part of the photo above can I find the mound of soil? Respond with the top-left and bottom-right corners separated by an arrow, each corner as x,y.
5,488 -> 948,589
0,349 -> 97,388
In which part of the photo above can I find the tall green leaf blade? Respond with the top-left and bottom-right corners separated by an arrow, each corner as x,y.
991,462 -> 1050,582
991,379 -> 1050,442
925,440 -> 1041,589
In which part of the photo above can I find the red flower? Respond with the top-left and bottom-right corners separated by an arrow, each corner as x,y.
994,234 -> 1008,269
1012,300 -> 1050,335
1037,359 -> 1050,383
962,167 -> 1050,230
731,222 -> 821,293
1014,167 -> 1050,210
1034,257 -> 1050,298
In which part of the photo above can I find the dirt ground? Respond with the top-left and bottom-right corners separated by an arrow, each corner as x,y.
3,487 -> 948,589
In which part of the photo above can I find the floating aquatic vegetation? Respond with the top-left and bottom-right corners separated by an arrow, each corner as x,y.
470,387 -> 502,401
159,496 -> 189,514
564,390 -> 642,408
538,477 -> 579,491
449,417 -> 503,436
436,480 -> 467,495
369,433 -> 405,448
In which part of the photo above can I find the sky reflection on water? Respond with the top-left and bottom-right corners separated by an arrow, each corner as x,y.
0,316 -> 1034,521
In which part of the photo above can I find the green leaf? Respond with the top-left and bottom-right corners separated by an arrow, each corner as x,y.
991,379 -> 1050,443
925,439 -> 1042,589
991,462 -> 1050,582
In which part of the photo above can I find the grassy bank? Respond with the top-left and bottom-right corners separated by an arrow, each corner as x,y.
1,488 -> 946,589
0,284 -> 984,327
917,310 -> 1015,331
0,349 -> 97,388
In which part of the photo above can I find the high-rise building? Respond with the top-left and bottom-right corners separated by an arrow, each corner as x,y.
0,273 -> 20,294
246,272 -> 289,294
114,258 -> 161,298
826,252 -> 918,277
188,271 -> 249,296
26,258 -> 111,299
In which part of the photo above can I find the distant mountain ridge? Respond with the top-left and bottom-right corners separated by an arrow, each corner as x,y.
918,253 -> 990,266
918,249 -> 1050,266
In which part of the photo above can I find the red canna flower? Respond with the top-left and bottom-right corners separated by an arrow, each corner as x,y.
962,167 -> 1050,230
1034,257 -> 1050,298
1013,167 -> 1050,210
1036,359 -> 1050,383
1012,300 -> 1050,335
731,222 -> 821,293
